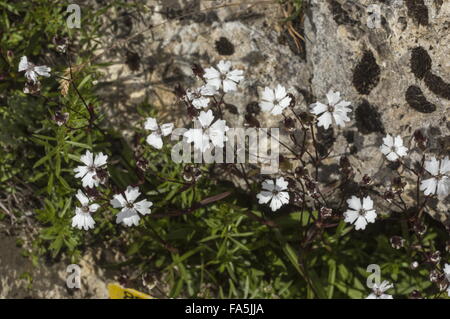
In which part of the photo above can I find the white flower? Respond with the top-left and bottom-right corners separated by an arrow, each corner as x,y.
204,60 -> 244,93
366,280 -> 394,299
18,56 -> 51,83
144,117 -> 174,149
73,150 -> 108,189
310,90 -> 352,130
185,85 -> 217,109
71,190 -> 99,230
420,156 -> 450,198
183,110 -> 229,152
259,85 -> 292,115
380,134 -> 408,161
343,196 -> 377,230
256,177 -> 290,212
110,186 -> 153,227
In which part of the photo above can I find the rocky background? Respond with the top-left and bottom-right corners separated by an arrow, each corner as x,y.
93,0 -> 449,224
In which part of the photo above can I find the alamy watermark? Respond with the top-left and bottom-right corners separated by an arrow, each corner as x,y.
66,264 -> 81,289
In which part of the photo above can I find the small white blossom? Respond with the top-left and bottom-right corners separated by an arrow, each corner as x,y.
144,117 -> 174,149
204,60 -> 244,93
183,109 -> 229,152
18,56 -> 51,83
256,177 -> 290,212
343,196 -> 377,230
110,186 -> 153,227
310,90 -> 352,130
420,156 -> 450,198
366,280 -> 394,299
71,190 -> 99,230
74,151 -> 108,188
185,85 -> 217,109
259,85 -> 292,115
380,134 -> 408,161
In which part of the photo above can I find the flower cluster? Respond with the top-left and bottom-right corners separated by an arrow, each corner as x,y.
71,150 -> 153,230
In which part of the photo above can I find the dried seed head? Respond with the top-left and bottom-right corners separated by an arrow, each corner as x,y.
174,83 -> 186,99
53,111 -> 69,126
183,165 -> 202,182
287,93 -> 296,108
429,269 -> 440,283
390,236 -> 405,249
192,64 -> 205,79
52,36 -> 68,53
429,251 -> 441,264
24,81 -> 41,95
84,187 -> 100,199
283,117 -> 296,133
320,207 -> 333,219
391,177 -> 406,193
413,129 -> 427,150
413,222 -> 427,236
362,174 -> 372,185
294,166 -> 308,179
383,190 -> 395,201
409,290 -> 422,299
136,159 -> 148,171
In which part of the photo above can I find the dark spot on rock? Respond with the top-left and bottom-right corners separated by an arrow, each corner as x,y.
410,46 -> 432,79
246,102 -> 260,115
295,87 -> 315,105
215,37 -> 235,56
328,0 -> 358,26
405,86 -> 436,113
242,51 -> 265,66
317,126 -> 335,157
406,0 -> 429,26
424,72 -> 450,100
344,130 -> 355,143
438,135 -> 450,153
355,100 -> 385,135
125,50 -> 140,72
225,103 -> 238,114
353,50 -> 381,95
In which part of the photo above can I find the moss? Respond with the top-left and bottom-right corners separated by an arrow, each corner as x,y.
352,50 -> 381,95
405,86 -> 436,113
355,100 -> 385,135
410,46 -> 432,80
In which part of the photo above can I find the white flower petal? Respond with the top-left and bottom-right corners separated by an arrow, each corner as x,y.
134,199 -> 153,215
144,117 -> 159,131
94,152 -> 108,167
110,194 -> 126,208
18,56 -> 29,72
76,190 -> 89,206
124,186 -> 141,203
354,216 -> 368,230
160,123 -> 174,136
317,112 -> 333,130
146,132 -> 163,149
116,208 -> 140,227
80,150 -> 94,166
344,210 -> 358,224
347,196 -> 362,211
